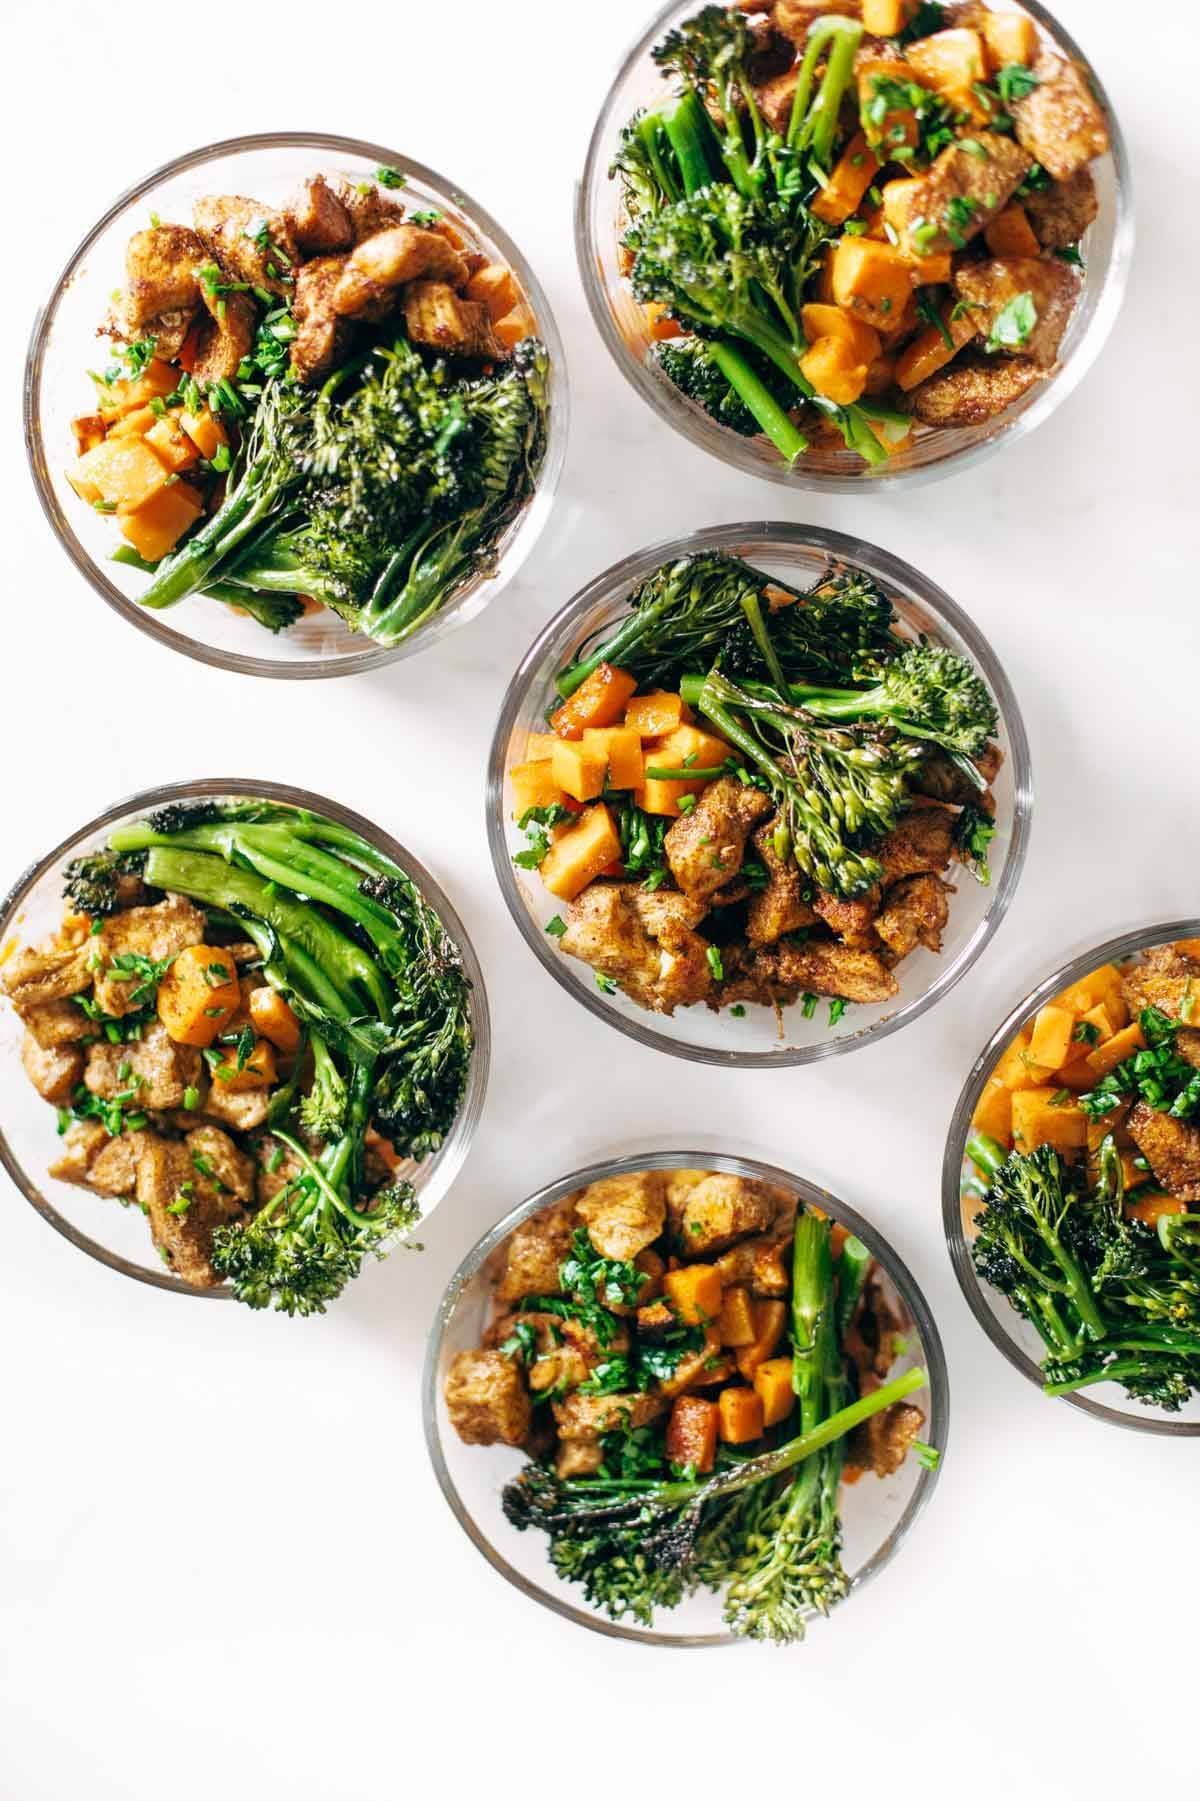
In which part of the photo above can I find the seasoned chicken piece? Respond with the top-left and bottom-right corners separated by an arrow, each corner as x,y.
773,0 -> 860,42
495,1198 -> 578,1304
720,938 -> 899,1007
136,1137 -> 241,1287
665,778 -> 772,901
875,874 -> 951,960
876,806 -> 956,885
92,895 -> 207,1019
86,1131 -> 149,1199
746,817 -> 819,947
885,133 -> 1031,260
665,1169 -> 708,1242
560,883 -> 713,1015
909,352 -> 1043,425
290,255 -> 351,385
955,256 -> 1081,369
334,179 -> 408,243
85,1022 -> 202,1113
285,175 -> 354,256
1177,1032 -> 1200,1071
1127,1104 -> 1200,1204
1023,167 -> 1099,251
403,280 -> 503,360
576,1171 -> 667,1263
1012,50 -> 1110,181
1120,946 -> 1200,1024
332,226 -> 467,320
755,67 -> 800,133
714,1232 -> 791,1297
49,1120 -> 109,1185
679,1173 -> 774,1257
1,942 -> 92,1010
445,1348 -> 532,1446
552,1389 -> 666,1442
193,195 -> 298,297
914,742 -> 1003,807
21,1031 -> 83,1104
813,885 -> 881,949
556,1440 -> 604,1480
849,1394 -> 926,1478
118,306 -> 195,361
202,1084 -> 270,1133
18,998 -> 91,1049
122,225 -> 205,331
185,1125 -> 256,1209
191,286 -> 257,386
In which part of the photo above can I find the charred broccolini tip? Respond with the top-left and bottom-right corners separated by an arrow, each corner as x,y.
784,643 -> 999,759
61,849 -> 147,917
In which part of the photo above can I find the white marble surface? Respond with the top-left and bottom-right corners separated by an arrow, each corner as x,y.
1,1 -> 1195,1794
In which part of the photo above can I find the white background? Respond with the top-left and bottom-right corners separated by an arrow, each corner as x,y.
2,2 -> 1196,1795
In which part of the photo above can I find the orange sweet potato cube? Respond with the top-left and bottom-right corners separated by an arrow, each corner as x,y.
118,482 -> 203,562
735,1299 -> 788,1380
510,760 -> 567,819
538,804 -> 621,903
582,726 -> 644,792
718,1283 -> 757,1347
156,944 -> 242,1048
664,1262 -> 723,1326
666,1396 -> 718,1473
754,1357 -> 796,1428
624,691 -> 686,738
718,1386 -> 765,1446
550,739 -> 608,804
550,664 -> 639,740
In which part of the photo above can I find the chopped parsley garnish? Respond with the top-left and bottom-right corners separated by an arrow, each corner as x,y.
995,65 -> 1039,105
986,290 -> 1038,353
375,166 -> 406,189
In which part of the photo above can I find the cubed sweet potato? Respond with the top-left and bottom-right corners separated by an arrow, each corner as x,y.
109,406 -> 159,440
550,739 -> 607,804
210,1037 -> 278,1092
493,304 -> 536,351
972,1076 -> 1013,1145
905,28 -> 989,119
1085,1021 -> 1146,1080
666,1395 -> 718,1473
863,0 -> 919,39
538,804 -> 621,902
524,731 -> 559,763
801,304 -> 882,365
118,482 -> 202,562
145,416 -> 199,474
178,407 -> 228,461
1125,1194 -> 1188,1227
99,358 -> 178,417
1011,1087 -> 1087,1155
801,334 -> 871,405
664,1262 -> 723,1326
754,1356 -> 796,1427
831,237 -> 916,331
582,726 -> 644,792
1029,1002 -> 1077,1072
812,132 -> 881,225
550,664 -> 639,740
895,306 -> 975,390
74,435 -> 171,513
982,9 -> 1036,71
992,1027 -> 1055,1091
464,262 -> 521,322
247,986 -> 302,1054
858,57 -> 921,151
718,1283 -> 757,1347
984,201 -> 1041,259
625,691 -> 687,738
510,759 -> 568,819
735,1299 -> 788,1380
156,945 -> 242,1048
718,1385 -> 765,1445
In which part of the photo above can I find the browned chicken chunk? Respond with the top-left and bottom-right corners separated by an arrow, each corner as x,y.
746,817 -> 819,947
556,1440 -> 604,1479
955,256 -> 1081,369
576,1171 -> 667,1262
560,883 -> 712,1014
1127,1104 -> 1200,1204
186,1125 -> 256,1210
714,1232 -> 791,1296
914,743 -> 1002,807
290,255 -> 351,385
552,1389 -> 665,1442
49,1120 -> 108,1186
773,0 -> 859,41
85,1022 -> 201,1113
1012,51 -> 1110,181
1120,946 -> 1200,1024
679,1173 -> 775,1257
1,942 -> 92,1011
285,174 -> 354,256
18,997 -> 91,1049
720,937 -> 899,1007
21,1032 -> 83,1105
445,1350 -> 532,1447
193,195 -> 298,297
136,1136 -> 242,1287
92,895 -> 207,1019
191,286 -> 257,386
850,1397 -> 926,1478
909,352 -> 1044,425
1023,167 -> 1099,251
122,225 -> 206,332
886,133 -> 1032,260
332,226 -> 467,320
813,886 -> 881,949
202,1084 -> 270,1133
875,874 -> 951,960
664,777 -> 772,900
403,281 -> 503,360
86,1131 -> 148,1199
495,1198 -> 578,1305
876,806 -> 956,884
334,180 -> 409,243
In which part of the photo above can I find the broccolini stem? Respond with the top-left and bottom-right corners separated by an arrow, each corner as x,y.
834,1235 -> 873,1341
1042,1357 -> 1161,1400
707,341 -> 809,462
791,1213 -> 837,1435
788,17 -> 865,167
661,91 -> 720,198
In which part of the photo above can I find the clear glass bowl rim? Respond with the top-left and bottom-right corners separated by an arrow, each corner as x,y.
942,918 -> 1200,1436
0,777 -> 492,1299
24,130 -> 570,681
486,519 -> 1033,1067
422,1146 -> 950,1646
574,0 -> 1134,494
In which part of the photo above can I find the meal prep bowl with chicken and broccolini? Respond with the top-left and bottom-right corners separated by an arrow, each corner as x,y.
945,927 -> 1200,1434
578,0 -> 1127,486
490,525 -> 1029,1065
0,786 -> 487,1311
26,135 -> 564,676
427,1155 -> 946,1644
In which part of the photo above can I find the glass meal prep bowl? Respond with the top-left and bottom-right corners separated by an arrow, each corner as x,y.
576,0 -> 1131,492
0,779 -> 490,1300
488,522 -> 1031,1067
24,132 -> 567,680
943,922 -> 1200,1436
424,1148 -> 949,1646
